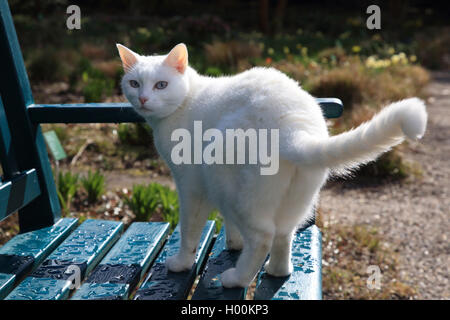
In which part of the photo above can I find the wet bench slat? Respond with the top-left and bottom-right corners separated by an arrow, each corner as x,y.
71,222 -> 170,300
0,218 -> 78,299
192,226 -> 246,300
5,219 -> 122,300
134,220 -> 216,300
254,225 -> 322,300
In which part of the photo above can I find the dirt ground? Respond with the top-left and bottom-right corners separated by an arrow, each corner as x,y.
319,71 -> 450,299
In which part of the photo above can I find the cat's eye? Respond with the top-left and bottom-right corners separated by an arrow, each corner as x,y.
154,81 -> 168,90
129,80 -> 140,88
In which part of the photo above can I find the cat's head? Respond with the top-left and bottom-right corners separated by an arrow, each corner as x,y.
117,43 -> 190,119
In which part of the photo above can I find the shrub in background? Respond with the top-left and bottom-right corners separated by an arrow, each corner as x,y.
124,183 -> 225,233
27,47 -> 68,83
117,123 -> 154,146
309,64 -> 368,110
81,170 -> 106,204
124,184 -> 159,222
124,183 -> 179,227
71,57 -> 115,102
56,170 -> 80,215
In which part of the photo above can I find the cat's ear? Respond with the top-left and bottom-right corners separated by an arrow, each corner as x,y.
163,43 -> 188,74
116,44 -> 139,72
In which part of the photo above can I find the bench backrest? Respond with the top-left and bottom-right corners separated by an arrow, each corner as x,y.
0,0 -> 60,232
0,0 -> 343,233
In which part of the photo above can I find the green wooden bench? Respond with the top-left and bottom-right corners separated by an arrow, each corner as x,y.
0,0 -> 342,300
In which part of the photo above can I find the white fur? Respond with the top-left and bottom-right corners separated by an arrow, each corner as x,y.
119,44 -> 427,288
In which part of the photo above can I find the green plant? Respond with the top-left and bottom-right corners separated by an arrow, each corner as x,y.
56,170 -> 80,215
205,67 -> 223,77
26,47 -> 69,83
124,184 -> 158,222
81,170 -> 106,204
124,183 -> 179,228
117,123 -> 154,146
208,210 -> 223,233
356,149 -> 417,180
82,75 -> 114,102
159,188 -> 180,230
73,57 -> 115,102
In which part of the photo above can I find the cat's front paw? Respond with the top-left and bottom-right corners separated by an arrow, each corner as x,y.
220,268 -> 247,288
166,254 -> 194,272
264,259 -> 293,277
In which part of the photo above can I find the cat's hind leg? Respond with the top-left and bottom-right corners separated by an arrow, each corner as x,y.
166,193 -> 213,272
264,230 -> 295,277
264,167 -> 326,277
221,227 -> 274,288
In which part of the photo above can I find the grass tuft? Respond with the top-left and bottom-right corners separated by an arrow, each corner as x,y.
81,170 -> 106,204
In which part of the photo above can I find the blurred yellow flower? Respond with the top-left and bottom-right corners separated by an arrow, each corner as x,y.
410,55 -> 417,62
388,47 -> 395,55
137,27 -> 151,38
372,34 -> 382,41
301,47 -> 308,56
391,54 -> 400,64
352,45 -> 361,53
390,52 -> 408,65
365,56 -> 392,69
339,31 -> 350,39
283,46 -> 290,54
267,47 -> 274,55
365,56 -> 377,68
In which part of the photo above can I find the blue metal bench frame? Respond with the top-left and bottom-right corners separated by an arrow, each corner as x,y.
0,0 -> 342,300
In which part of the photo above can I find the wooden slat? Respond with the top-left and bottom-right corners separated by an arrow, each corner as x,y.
0,273 -> 15,299
0,218 -> 78,299
0,169 -> 41,222
191,226 -> 246,300
254,225 -> 322,300
134,220 -> 216,300
27,98 -> 343,124
71,222 -> 170,300
5,219 -> 122,300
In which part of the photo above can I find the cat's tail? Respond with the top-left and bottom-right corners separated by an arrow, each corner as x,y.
288,98 -> 427,175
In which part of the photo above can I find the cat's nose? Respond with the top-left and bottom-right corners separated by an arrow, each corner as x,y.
139,96 -> 148,105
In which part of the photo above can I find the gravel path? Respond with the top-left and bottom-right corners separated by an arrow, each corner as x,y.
319,71 -> 450,299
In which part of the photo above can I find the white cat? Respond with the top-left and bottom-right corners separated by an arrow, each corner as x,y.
117,43 -> 427,288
